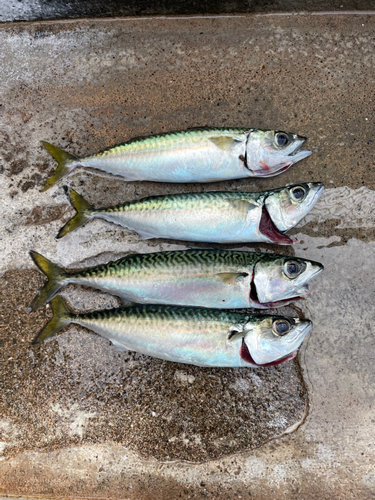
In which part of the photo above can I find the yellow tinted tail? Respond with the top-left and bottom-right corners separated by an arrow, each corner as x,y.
57,189 -> 94,238
41,141 -> 77,191
32,296 -> 72,344
29,251 -> 69,311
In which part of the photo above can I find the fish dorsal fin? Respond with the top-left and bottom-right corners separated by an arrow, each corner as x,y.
209,136 -> 236,152
216,272 -> 249,285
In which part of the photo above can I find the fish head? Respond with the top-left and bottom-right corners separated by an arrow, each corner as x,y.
252,255 -> 324,304
264,182 -> 324,232
241,316 -> 312,366
246,130 -> 312,177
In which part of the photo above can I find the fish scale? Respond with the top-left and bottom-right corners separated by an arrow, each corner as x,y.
69,304 -> 246,365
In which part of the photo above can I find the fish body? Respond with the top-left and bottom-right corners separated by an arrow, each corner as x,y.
30,249 -> 323,311
93,191 -> 268,244
34,297 -> 312,368
58,183 -> 324,245
41,128 -> 311,190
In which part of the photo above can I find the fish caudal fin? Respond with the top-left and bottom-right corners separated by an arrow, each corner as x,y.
41,141 -> 77,191
32,295 -> 72,344
29,251 -> 69,311
57,189 -> 94,239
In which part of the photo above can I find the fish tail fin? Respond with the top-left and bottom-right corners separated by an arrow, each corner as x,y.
29,251 -> 69,311
32,295 -> 72,344
57,189 -> 94,239
41,141 -> 77,191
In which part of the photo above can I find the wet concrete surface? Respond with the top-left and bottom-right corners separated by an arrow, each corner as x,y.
0,12 -> 375,500
0,268 -> 308,463
1,0 -> 375,23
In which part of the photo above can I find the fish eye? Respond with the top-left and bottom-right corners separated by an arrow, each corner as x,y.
275,132 -> 289,148
284,260 -> 305,278
290,185 -> 307,202
272,319 -> 291,336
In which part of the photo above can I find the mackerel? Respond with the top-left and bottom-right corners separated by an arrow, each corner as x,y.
30,249 -> 323,311
57,183 -> 324,244
41,128 -> 311,190
34,297 -> 312,368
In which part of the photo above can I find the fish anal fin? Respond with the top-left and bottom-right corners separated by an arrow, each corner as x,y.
209,137 -> 236,152
121,300 -> 137,306
134,228 -> 157,240
110,338 -> 128,352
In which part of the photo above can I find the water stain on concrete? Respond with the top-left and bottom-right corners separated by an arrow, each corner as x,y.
0,268 -> 307,462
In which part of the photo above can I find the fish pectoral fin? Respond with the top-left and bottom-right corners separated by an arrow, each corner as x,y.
209,136 -> 236,152
228,199 -> 259,213
216,272 -> 249,285
227,326 -> 245,342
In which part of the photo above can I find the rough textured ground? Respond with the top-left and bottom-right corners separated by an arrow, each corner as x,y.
0,12 -> 375,500
0,269 -> 307,463
1,0 -> 375,23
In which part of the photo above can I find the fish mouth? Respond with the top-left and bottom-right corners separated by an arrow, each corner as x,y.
240,338 -> 298,367
255,162 -> 292,178
308,261 -> 325,280
302,182 -> 325,212
288,137 -> 312,161
311,182 -> 325,204
296,286 -> 310,299
259,205 -> 298,245
292,262 -> 324,298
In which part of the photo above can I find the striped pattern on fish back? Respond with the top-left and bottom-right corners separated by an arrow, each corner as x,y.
79,304 -> 254,327
92,127 -> 250,158
73,250 -> 261,281
99,191 -> 262,215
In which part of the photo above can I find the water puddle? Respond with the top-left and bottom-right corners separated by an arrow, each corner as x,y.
301,186 -> 375,229
292,236 -> 375,458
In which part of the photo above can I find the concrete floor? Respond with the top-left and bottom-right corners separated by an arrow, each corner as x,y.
0,12 -> 375,500
2,0 -> 375,22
